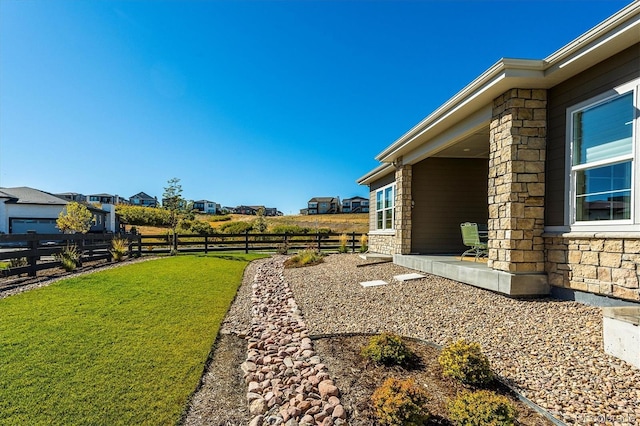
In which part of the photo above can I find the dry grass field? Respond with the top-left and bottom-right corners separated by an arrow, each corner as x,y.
127,213 -> 369,235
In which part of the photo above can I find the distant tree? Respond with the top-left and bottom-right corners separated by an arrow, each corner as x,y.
253,207 -> 267,233
162,178 -> 193,253
56,202 -> 93,234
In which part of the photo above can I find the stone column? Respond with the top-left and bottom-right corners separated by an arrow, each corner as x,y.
394,160 -> 412,255
488,89 -> 547,273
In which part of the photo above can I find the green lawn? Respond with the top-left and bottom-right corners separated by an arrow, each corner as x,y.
0,254 -> 265,426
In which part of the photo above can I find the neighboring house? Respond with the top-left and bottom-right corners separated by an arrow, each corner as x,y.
55,192 -> 86,202
233,206 -> 259,215
87,193 -> 123,205
357,3 -> 640,303
0,187 -> 113,234
307,197 -> 341,214
130,192 -> 158,207
342,196 -> 370,213
193,200 -> 218,214
264,207 -> 283,217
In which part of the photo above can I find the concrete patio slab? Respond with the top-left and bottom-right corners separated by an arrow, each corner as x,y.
394,254 -> 549,297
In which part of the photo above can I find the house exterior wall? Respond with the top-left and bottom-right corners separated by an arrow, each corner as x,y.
546,235 -> 640,302
542,43 -> 640,302
411,158 -> 489,254
488,88 -> 547,273
546,44 -> 640,227
0,200 -> 8,233
5,204 -> 65,233
368,171 -> 396,255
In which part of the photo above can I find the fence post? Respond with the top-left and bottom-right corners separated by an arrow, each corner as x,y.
173,233 -> 178,253
106,235 -> 113,262
27,238 -> 38,277
137,235 -> 142,257
245,231 -> 249,254
316,233 -> 321,251
76,238 -> 84,267
204,235 -> 209,254
351,231 -> 356,253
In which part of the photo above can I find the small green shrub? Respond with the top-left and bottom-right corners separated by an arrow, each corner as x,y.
438,340 -> 494,385
55,244 -> 80,272
284,249 -> 324,268
371,377 -> 430,426
361,333 -> 414,366
338,233 -> 349,253
448,390 -> 517,426
209,214 -> 231,222
110,238 -> 128,262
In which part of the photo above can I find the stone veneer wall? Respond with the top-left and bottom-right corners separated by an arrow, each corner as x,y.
546,235 -> 640,302
394,164 -> 412,255
488,89 -> 547,273
367,161 -> 412,255
368,233 -> 395,255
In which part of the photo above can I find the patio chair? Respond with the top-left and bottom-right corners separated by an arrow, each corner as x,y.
460,222 -> 488,261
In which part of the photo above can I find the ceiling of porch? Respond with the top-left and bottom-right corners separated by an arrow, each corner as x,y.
432,131 -> 490,158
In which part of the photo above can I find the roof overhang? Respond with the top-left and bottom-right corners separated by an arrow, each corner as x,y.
373,2 -> 640,165
357,163 -> 395,186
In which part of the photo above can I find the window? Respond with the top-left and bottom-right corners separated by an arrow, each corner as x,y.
375,183 -> 395,230
569,78 -> 638,226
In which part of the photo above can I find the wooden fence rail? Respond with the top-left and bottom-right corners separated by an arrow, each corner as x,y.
0,232 -> 366,278
0,233 -> 139,279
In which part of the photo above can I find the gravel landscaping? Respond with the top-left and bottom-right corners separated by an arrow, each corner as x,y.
284,254 -> 640,425
9,254 -> 637,425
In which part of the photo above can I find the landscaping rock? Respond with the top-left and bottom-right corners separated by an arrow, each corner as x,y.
245,257 -> 345,426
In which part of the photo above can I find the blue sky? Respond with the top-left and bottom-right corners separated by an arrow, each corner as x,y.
0,0 -> 632,214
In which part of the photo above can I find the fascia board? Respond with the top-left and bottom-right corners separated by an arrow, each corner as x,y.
356,163 -> 395,186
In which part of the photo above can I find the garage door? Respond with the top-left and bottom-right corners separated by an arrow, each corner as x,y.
10,219 -> 59,234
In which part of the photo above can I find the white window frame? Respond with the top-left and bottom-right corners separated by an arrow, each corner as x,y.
566,78 -> 639,231
374,183 -> 395,231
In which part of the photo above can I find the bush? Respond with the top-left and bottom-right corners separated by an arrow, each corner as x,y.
438,340 -> 494,385
208,215 -> 231,222
448,390 -> 517,426
9,257 -> 28,268
359,234 -> 368,253
219,221 -> 254,234
276,242 -> 289,255
361,333 -> 414,366
180,219 -> 214,235
371,377 -> 430,426
116,205 -> 170,227
284,249 -> 324,268
270,224 -> 311,234
55,244 -> 80,272
338,233 -> 349,253
110,238 -> 128,262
